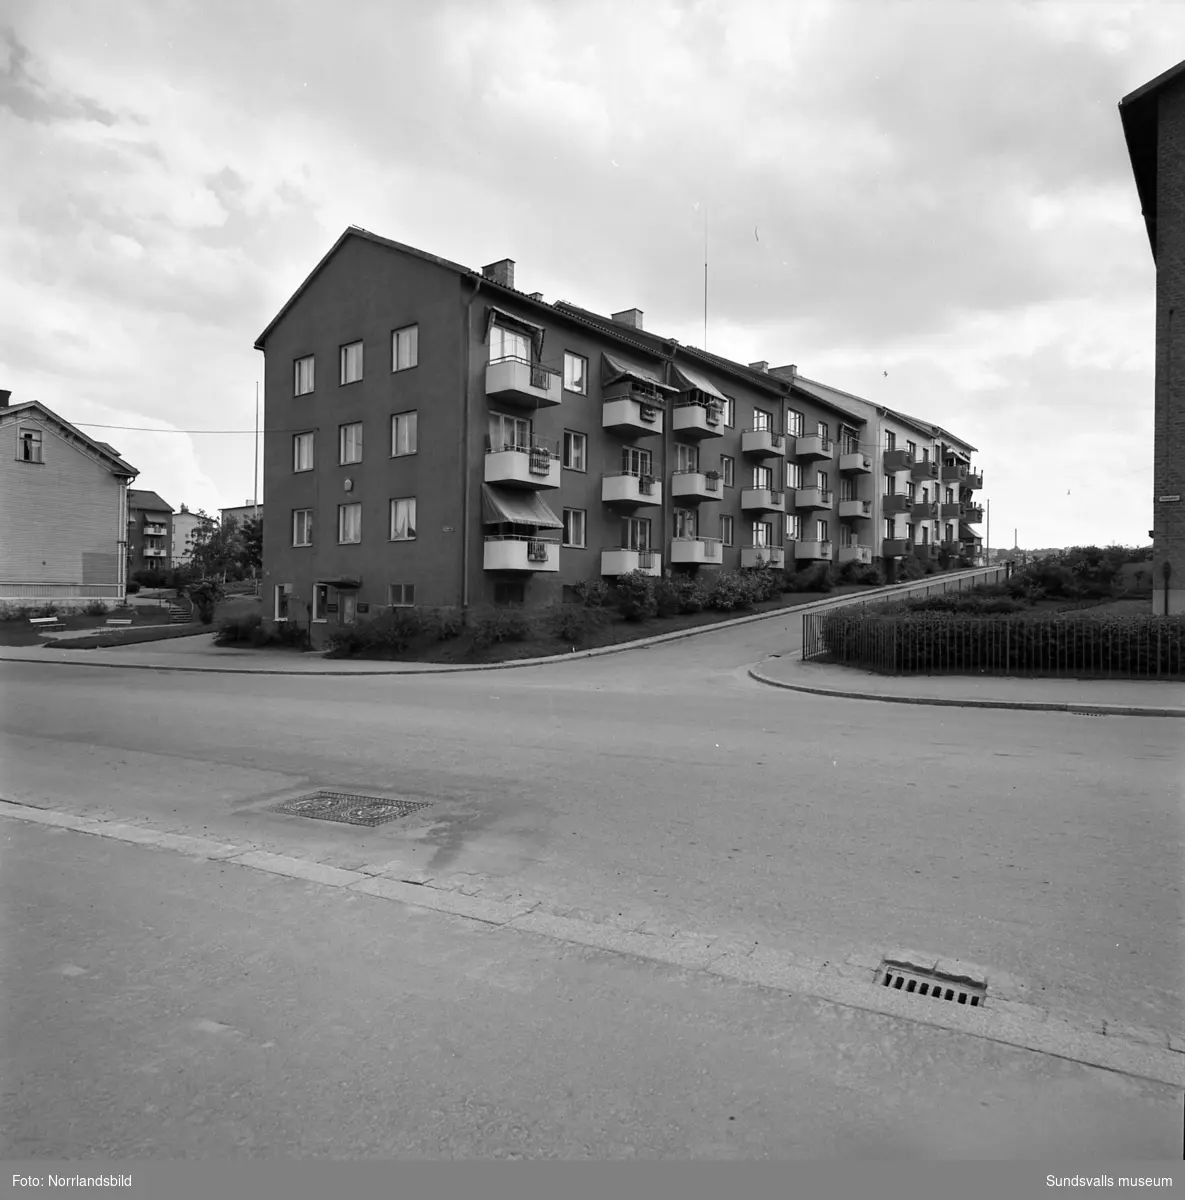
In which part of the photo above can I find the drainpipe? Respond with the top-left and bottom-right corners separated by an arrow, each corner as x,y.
661,344 -> 679,570
462,277 -> 483,614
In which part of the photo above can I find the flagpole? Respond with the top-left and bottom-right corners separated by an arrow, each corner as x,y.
703,206 -> 708,351
253,382 -> 259,519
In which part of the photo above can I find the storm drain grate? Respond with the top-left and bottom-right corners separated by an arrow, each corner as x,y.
879,963 -> 986,1007
269,791 -> 431,827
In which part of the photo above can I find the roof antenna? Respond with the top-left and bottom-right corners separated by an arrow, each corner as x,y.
703,205 -> 708,352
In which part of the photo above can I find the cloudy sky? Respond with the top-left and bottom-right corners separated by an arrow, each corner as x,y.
2,0 -> 1180,548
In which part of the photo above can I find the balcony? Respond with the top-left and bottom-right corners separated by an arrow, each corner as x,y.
794,539 -> 833,561
672,400 -> 725,439
915,543 -> 939,561
670,471 -> 723,502
966,471 -> 984,490
794,434 -> 834,460
962,503 -> 984,524
741,546 -> 786,569
144,523 -> 168,537
911,461 -> 939,481
941,540 -> 964,556
602,472 -> 662,507
941,462 -> 969,484
837,544 -> 873,565
670,536 -> 724,565
794,486 -> 833,511
484,442 -> 561,490
883,448 -> 915,472
837,499 -> 872,520
143,547 -> 167,558
485,356 -> 562,407
911,501 -> 939,520
483,534 -> 561,572
882,538 -> 914,558
939,501 -> 962,519
882,494 -> 913,515
602,393 -> 664,437
741,429 -> 786,458
839,451 -> 872,474
601,548 -> 662,577
740,487 -> 786,513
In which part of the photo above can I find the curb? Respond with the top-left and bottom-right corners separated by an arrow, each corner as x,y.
0,569 -> 998,677
747,664 -> 1185,718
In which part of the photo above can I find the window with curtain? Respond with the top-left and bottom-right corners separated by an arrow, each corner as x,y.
389,498 -> 417,541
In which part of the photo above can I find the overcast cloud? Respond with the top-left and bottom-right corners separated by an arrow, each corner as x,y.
2,0 -> 1180,547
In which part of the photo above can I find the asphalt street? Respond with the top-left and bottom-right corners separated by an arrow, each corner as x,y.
3,818 -> 1179,1159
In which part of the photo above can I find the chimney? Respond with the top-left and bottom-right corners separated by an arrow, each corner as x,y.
482,259 -> 515,289
528,292 -> 543,301
0,390 -> 10,407
748,361 -> 769,372
611,308 -> 644,330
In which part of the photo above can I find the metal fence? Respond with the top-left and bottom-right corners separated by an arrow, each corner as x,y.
801,569 -> 1185,680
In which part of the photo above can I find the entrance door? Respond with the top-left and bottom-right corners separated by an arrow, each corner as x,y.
341,593 -> 357,625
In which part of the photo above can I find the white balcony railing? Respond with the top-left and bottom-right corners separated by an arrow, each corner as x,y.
794,539 -> 833,560
740,487 -> 786,512
670,471 -> 723,501
484,441 -> 562,489
741,429 -> 786,457
836,544 -> 873,565
600,548 -> 662,577
483,535 -> 561,572
602,472 -> 662,506
485,356 -> 562,407
669,536 -> 724,565
602,394 -> 664,436
672,401 -> 725,438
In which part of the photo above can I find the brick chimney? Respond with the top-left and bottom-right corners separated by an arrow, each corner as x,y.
528,292 -> 543,301
0,390 -> 10,407
611,308 -> 644,330
748,361 -> 769,372
482,259 -> 515,289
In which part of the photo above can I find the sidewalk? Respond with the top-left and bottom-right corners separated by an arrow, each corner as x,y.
750,654 -> 1185,717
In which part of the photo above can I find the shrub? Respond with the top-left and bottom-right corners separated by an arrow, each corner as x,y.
428,607 -> 463,641
469,607 -> 534,649
784,563 -> 834,593
131,568 -> 167,588
742,568 -> 783,603
216,612 -> 263,645
572,579 -> 611,609
0,604 -> 33,622
327,609 -> 425,657
34,603 -> 60,617
185,578 -> 226,625
897,555 -> 926,582
703,570 -> 761,612
543,602 -> 608,644
126,583 -> 141,594
83,600 -> 109,616
613,570 -> 657,621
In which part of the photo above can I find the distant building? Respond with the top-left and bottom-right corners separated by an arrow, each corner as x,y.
0,390 -> 139,605
220,502 -> 262,529
127,489 -> 175,575
1120,59 -> 1185,613
171,505 -> 218,567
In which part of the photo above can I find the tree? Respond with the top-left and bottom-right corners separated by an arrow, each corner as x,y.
188,512 -> 239,582
239,513 -> 263,576
185,578 -> 226,625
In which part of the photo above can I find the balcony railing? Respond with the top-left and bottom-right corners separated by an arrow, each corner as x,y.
485,356 -> 562,407
962,504 -> 984,524
836,544 -> 873,565
741,428 -> 786,458
939,501 -> 962,519
602,472 -> 662,507
794,486 -> 833,510
883,448 -> 915,472
484,437 -> 561,489
910,461 -> 939,481
838,451 -> 872,474
669,536 -> 724,565
966,471 -> 984,490
882,538 -> 914,558
740,487 -> 786,512
602,393 -> 664,436
911,501 -> 939,520
794,539 -> 833,561
794,434 -> 834,459
483,534 -> 561,572
144,524 -> 168,536
670,470 -> 723,501
882,494 -> 913,515
941,462 -> 969,483
601,548 -> 661,577
672,400 -> 725,439
837,498 -> 871,519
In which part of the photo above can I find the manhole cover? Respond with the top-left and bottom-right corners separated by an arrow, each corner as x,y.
270,791 -> 431,827
879,962 -> 986,1007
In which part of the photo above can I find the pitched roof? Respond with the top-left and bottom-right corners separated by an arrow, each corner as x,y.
0,401 -> 139,476
127,489 -> 174,513
1119,58 -> 1185,259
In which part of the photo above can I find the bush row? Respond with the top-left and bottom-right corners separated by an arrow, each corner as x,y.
216,611 -> 306,649
0,601 -> 117,621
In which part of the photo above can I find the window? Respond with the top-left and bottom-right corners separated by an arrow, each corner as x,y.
840,480 -> 856,502
886,476 -> 896,495
816,420 -> 829,440
339,422 -> 362,465
841,428 -> 859,454
562,430 -> 587,471
922,447 -> 930,462
721,515 -> 734,546
752,521 -> 772,548
490,324 -> 530,363
338,503 -> 362,544
563,508 -> 586,548
752,408 -> 771,432
885,430 -> 897,450
489,412 -> 530,451
563,353 -> 588,394
906,440 -> 917,457
292,509 -> 313,547
785,461 -> 802,490
921,526 -> 930,544
753,465 -> 773,489
388,583 -> 416,607
294,356 -> 315,396
18,428 -> 42,463
816,519 -> 829,542
621,516 -> 651,551
786,409 -> 804,438
392,325 -> 418,372
720,455 -> 734,488
293,432 -> 314,472
723,397 -> 735,428
391,411 -> 418,457
312,584 -> 329,621
494,582 -> 525,606
786,514 -> 802,541
673,508 -> 697,539
906,522 -> 916,541
274,584 -> 291,621
921,486 -> 929,502
945,523 -> 955,542
885,519 -> 896,539
675,443 -> 699,473
906,481 -> 917,500
340,341 -> 363,384
945,487 -> 954,503
622,446 -> 653,476
816,470 -> 828,490
389,497 -> 416,541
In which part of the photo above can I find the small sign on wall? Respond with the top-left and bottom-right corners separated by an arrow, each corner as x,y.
357,603 -> 369,613
443,526 -> 456,532
326,603 -> 339,614
1158,495 -> 1181,503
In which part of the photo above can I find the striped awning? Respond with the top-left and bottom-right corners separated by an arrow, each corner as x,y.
485,305 -> 546,359
601,353 -> 677,392
480,484 -> 563,529
670,362 -> 728,402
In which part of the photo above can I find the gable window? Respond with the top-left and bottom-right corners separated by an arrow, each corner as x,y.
562,508 -> 586,548
340,341 -> 363,384
752,408 -> 771,432
563,353 -> 588,394
562,430 -> 587,471
338,503 -> 362,544
720,455 -> 735,487
786,409 -> 804,438
721,514 -> 734,546
390,497 -> 417,541
293,432 -> 314,472
391,411 -> 418,457
292,509 -> 313,547
339,422 -> 363,465
392,325 -> 418,372
294,356 -> 315,396
18,428 -> 43,463
490,324 -> 531,363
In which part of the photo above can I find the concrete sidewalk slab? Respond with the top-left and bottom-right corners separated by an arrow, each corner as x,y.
749,655 -> 1185,717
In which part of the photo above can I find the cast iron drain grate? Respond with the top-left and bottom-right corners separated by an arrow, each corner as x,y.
879,962 -> 986,1007
270,791 -> 431,827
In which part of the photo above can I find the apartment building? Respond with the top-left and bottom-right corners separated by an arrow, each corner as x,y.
1120,59 -> 1185,614
254,227 -> 982,643
126,489 -> 174,575
172,505 -> 217,567
0,392 -> 138,604
221,502 -> 262,529
771,373 -> 985,570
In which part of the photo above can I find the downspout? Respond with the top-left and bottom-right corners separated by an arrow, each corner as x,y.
462,276 -> 483,613
661,343 -> 679,569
